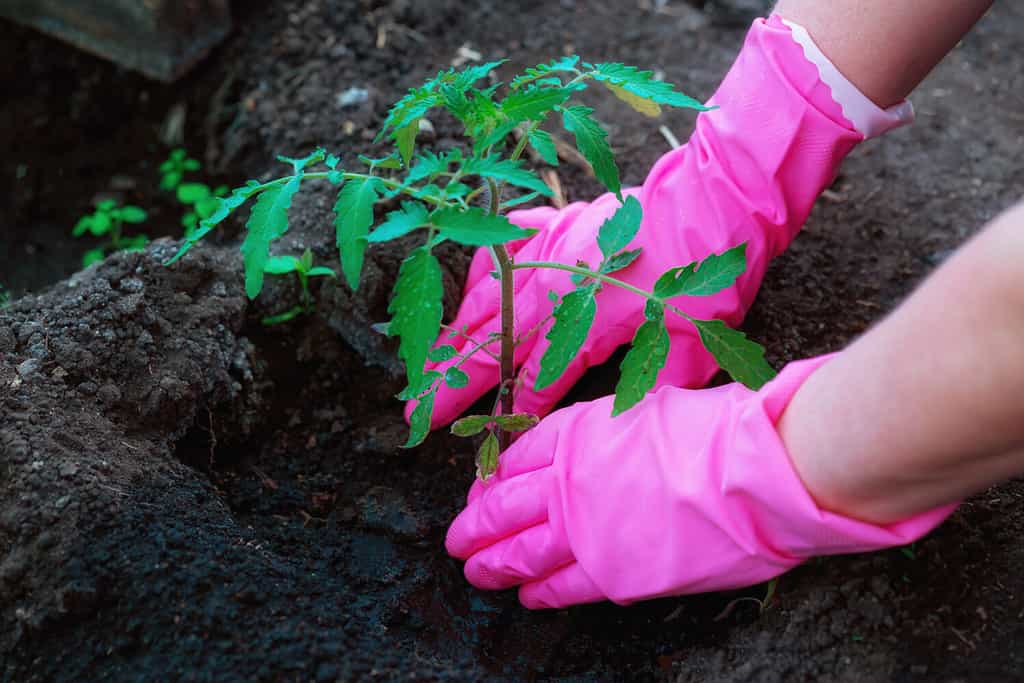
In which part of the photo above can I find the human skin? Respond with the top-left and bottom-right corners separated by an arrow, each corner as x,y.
774,0 -> 993,108
779,200 -> 1024,524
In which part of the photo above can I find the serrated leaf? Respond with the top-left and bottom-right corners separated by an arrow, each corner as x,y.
444,366 -> 470,388
396,370 -> 441,400
476,431 -> 500,480
654,243 -> 747,299
596,196 -> 643,259
601,248 -> 642,274
561,105 -> 620,197
241,176 -> 302,299
451,414 -> 493,437
589,62 -> 711,111
165,184 -> 262,266
536,285 -> 598,390
264,255 -> 301,275
389,247 -> 444,391
406,150 -> 454,184
278,147 -> 326,172
612,317 -> 669,416
395,120 -> 420,165
325,153 -> 341,169
443,60 -> 506,91
358,153 -> 403,170
430,207 -> 535,246
428,344 -> 458,362
511,55 -> 581,90
499,86 -> 573,122
690,318 -> 775,390
606,83 -> 662,117
528,129 -> 559,165
493,414 -> 539,432
463,156 -> 552,196
333,176 -> 381,290
378,87 -> 437,141
368,201 -> 430,244
404,389 -> 436,448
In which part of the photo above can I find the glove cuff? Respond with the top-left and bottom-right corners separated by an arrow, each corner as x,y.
775,16 -> 915,139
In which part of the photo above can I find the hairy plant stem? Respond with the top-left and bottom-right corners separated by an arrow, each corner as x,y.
487,178 -> 516,453
512,260 -> 696,323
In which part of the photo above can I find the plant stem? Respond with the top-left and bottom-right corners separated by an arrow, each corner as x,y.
512,260 -> 695,322
487,178 -> 516,452
263,172 -> 448,207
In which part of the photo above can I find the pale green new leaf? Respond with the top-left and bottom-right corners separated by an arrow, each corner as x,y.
528,129 -> 559,165
463,156 -> 553,196
536,285 -> 598,390
653,243 -> 747,299
431,207 -> 535,246
388,247 -> 444,392
596,196 -> 643,259
241,175 -> 302,299
333,176 -> 382,290
404,388 -> 437,448
691,318 -> 775,390
368,201 -> 430,243
264,255 -> 301,275
613,314 -> 669,416
561,105 -> 620,197
588,62 -> 711,111
476,431 -> 500,480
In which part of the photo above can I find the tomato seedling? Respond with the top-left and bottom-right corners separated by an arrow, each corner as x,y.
261,247 -> 338,325
72,199 -> 149,267
167,57 -> 775,475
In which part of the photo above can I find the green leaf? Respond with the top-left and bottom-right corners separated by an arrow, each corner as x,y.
476,430 -> 500,480
378,87 -> 436,141
82,247 -> 106,267
653,243 -> 747,299
325,153 -> 341,170
493,413 -> 539,432
613,316 -> 669,416
300,247 -> 314,271
97,199 -> 117,211
690,318 -> 775,390
601,248 -> 642,274
368,201 -> 430,244
90,212 -> 112,236
160,171 -> 183,191
561,105 -> 620,197
430,207 -> 535,246
72,216 -> 94,237
241,176 -> 302,299
528,129 -> 559,165
499,86 -> 573,122
404,389 -> 436,448
120,234 -> 149,251
511,55 -> 581,90
536,285 -> 598,390
396,371 -> 441,401
451,414 -> 493,437
261,306 -> 304,326
441,60 -> 506,91
503,191 -> 542,208
264,255 -> 301,275
428,344 -> 458,362
395,120 -> 420,166
463,156 -> 552,196
444,366 -> 470,389
277,147 -> 325,172
195,197 -> 221,220
388,247 -> 444,392
165,183 -> 263,266
596,196 -> 643,259
176,183 -> 211,204
183,158 -> 201,172
116,205 -> 148,223
406,150 -> 456,184
588,62 -> 711,111
358,153 -> 403,170
333,176 -> 382,290
306,266 -> 337,279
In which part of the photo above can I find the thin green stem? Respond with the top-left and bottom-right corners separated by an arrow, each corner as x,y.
512,260 -> 694,322
264,172 -> 449,207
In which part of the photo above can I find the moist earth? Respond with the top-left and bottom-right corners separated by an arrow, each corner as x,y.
2,1 -> 1023,680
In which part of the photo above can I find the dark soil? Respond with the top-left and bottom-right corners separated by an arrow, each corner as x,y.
3,1 -> 1024,680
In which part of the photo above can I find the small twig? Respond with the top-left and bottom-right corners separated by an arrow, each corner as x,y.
541,169 -> 567,209
440,325 -> 502,362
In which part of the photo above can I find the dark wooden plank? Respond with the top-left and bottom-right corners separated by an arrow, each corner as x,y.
0,0 -> 232,82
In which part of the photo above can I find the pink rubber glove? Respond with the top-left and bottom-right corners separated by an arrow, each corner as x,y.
446,355 -> 956,608
412,15 -> 914,427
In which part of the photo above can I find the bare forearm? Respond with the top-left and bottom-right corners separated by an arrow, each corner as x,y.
774,0 -> 992,107
779,201 -> 1024,524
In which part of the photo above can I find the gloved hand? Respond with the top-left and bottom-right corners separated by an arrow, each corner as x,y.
412,15 -> 914,428
446,355 -> 956,608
